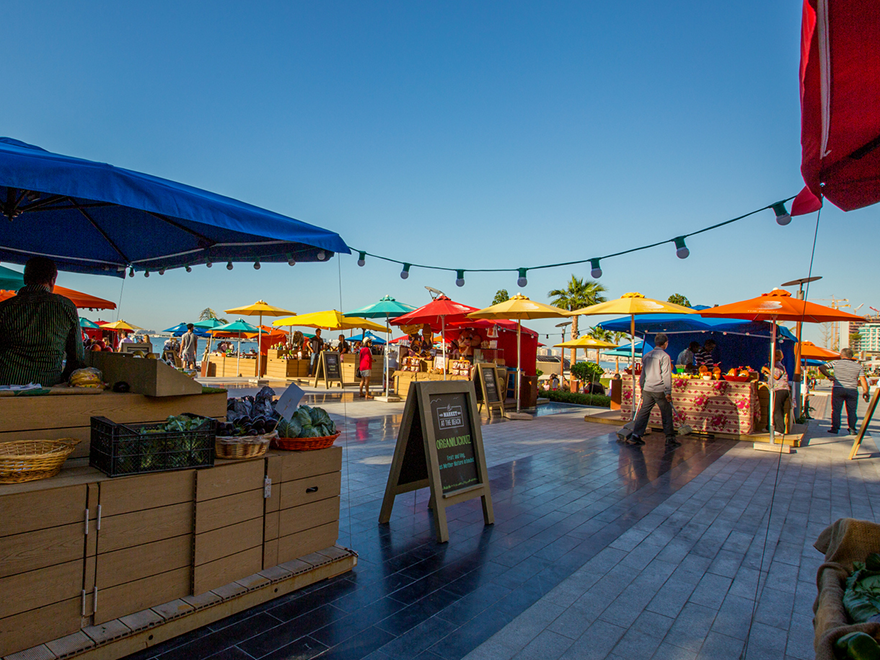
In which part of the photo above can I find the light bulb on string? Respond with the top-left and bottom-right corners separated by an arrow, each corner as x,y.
455,270 -> 465,287
206,259 -> 212,268
226,261 -> 234,271
590,258 -> 602,279
159,268 -> 165,275
674,237 -> 690,259
517,268 -> 528,288
400,263 -> 411,279
317,250 -> 326,261
287,253 -> 296,267
357,251 -> 366,267
254,259 -> 261,270
144,270 -> 150,278
185,265 -> 192,273
771,202 -> 791,226
128,267 -> 134,278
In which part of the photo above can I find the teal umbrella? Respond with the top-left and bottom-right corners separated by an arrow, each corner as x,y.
344,295 -> 416,398
193,318 -> 225,330
210,319 -> 260,377
80,318 -> 100,329
0,264 -> 24,291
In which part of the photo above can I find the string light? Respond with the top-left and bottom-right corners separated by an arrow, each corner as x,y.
226,261 -> 233,270
517,268 -> 528,288
128,267 -> 134,278
287,253 -> 296,267
185,265 -> 192,273
350,195 -> 799,284
254,259 -> 261,270
144,270 -> 149,278
674,237 -> 689,259
159,268 -> 165,275
206,259 -> 212,268
771,201 -> 791,226
317,250 -> 326,261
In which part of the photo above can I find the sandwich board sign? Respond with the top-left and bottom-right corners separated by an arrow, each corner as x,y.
313,351 -> 343,389
378,380 -> 494,543
850,387 -> 880,460
475,362 -> 504,419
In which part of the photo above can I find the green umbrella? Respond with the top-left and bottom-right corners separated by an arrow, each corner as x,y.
344,296 -> 416,399
210,319 -> 260,377
0,264 -> 24,291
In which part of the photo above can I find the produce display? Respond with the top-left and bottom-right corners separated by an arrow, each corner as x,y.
672,365 -> 756,381
220,386 -> 338,440
844,553 -> 880,624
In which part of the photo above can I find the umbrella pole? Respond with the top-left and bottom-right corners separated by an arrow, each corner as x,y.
237,335 -> 242,377
630,315 -> 636,420
769,321 -> 777,445
517,320 -> 522,413
257,313 -> 263,379
442,317 -> 447,381
385,316 -> 390,395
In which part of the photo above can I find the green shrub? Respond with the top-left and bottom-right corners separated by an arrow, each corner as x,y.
570,361 -> 603,382
544,389 -> 611,408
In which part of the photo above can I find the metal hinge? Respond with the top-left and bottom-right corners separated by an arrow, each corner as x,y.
264,476 -> 272,499
84,508 -> 89,535
97,504 -> 102,531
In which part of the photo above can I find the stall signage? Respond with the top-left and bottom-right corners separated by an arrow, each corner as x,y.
313,352 -> 343,389
275,383 -> 305,421
379,380 -> 494,542
475,363 -> 504,419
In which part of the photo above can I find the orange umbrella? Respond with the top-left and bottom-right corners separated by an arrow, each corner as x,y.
0,285 -> 116,310
702,289 -> 863,444
798,341 -> 839,360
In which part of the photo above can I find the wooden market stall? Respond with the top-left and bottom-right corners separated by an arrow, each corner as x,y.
0,354 -> 352,659
202,353 -> 262,378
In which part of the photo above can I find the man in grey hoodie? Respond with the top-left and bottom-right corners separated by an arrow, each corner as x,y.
626,333 -> 679,448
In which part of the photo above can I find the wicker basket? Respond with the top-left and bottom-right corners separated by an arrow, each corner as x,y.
272,431 -> 341,452
0,439 -> 81,484
215,431 -> 276,460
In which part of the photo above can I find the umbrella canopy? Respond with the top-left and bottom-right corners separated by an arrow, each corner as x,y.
468,294 -> 568,412
79,318 -> 100,329
0,264 -> 24,290
211,319 -> 260,334
798,341 -> 839,360
554,336 -> 618,349
390,295 -> 480,332
344,295 -> 416,319
702,289 -> 863,445
224,300 -> 295,377
0,137 -> 349,276
101,319 -> 143,332
699,289 -> 864,324
602,341 -> 648,358
193,318 -> 225,330
272,310 -> 388,333
800,0 -> 880,211
0,284 -> 117,310
347,331 -> 387,344
162,322 -> 211,337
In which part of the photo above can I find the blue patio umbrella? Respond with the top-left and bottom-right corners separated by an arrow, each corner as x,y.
210,319 -> 260,377
347,331 -> 386,344
163,323 -> 210,337
0,138 -> 350,276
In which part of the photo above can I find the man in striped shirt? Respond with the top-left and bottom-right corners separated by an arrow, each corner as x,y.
819,348 -> 870,435
0,257 -> 84,386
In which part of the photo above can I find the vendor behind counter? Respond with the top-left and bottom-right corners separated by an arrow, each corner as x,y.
0,257 -> 84,386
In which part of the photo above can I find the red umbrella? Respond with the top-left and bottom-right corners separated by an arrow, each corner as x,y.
0,285 -> 116,310
800,0 -> 880,211
390,296 -> 479,379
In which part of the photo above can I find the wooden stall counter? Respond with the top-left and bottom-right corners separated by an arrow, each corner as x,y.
265,351 -> 309,379
203,354 -> 262,378
0,447 -> 347,658
622,377 -> 758,436
341,353 -> 385,386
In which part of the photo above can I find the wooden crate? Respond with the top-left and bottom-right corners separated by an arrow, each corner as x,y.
87,352 -> 202,397
192,459 -> 266,595
0,484 -> 91,656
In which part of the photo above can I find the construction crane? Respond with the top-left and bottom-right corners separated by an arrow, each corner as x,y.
815,297 -> 849,350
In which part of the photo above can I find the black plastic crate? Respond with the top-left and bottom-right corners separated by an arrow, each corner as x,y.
90,413 -> 216,477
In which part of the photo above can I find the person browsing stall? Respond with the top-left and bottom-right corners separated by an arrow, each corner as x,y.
695,339 -> 719,369
358,338 -> 374,399
307,329 -> 322,376
761,349 -> 790,437
0,257 -> 85,386
179,324 -> 197,370
820,348 -> 870,435
676,341 -> 701,372
337,334 -> 350,354
626,333 -> 679,449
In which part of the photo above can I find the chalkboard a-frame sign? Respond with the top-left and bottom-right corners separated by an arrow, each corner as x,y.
379,380 -> 494,542
476,362 -> 504,419
313,351 -> 343,389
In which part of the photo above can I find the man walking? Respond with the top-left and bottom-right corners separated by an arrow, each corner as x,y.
627,333 -> 679,448
179,324 -> 197,370
819,348 -> 870,434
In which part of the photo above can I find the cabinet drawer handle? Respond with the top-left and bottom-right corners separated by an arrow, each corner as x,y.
306,486 -> 319,493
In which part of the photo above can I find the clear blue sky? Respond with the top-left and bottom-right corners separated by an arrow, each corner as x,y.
2,1 -> 876,344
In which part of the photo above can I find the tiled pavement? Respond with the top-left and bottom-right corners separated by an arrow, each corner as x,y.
124,386 -> 880,660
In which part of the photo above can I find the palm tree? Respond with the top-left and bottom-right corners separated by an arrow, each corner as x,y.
199,308 -> 228,325
549,276 -> 606,386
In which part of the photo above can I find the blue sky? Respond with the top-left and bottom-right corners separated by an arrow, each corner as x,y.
2,1 -> 876,344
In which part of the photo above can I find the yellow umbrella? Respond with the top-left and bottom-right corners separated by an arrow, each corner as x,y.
567,292 -> 696,419
468,294 -> 568,412
554,336 -> 618,369
225,300 -> 296,379
101,320 -> 144,332
272,310 -> 389,333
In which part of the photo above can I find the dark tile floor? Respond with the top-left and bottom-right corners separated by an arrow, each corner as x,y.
125,402 -> 736,660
